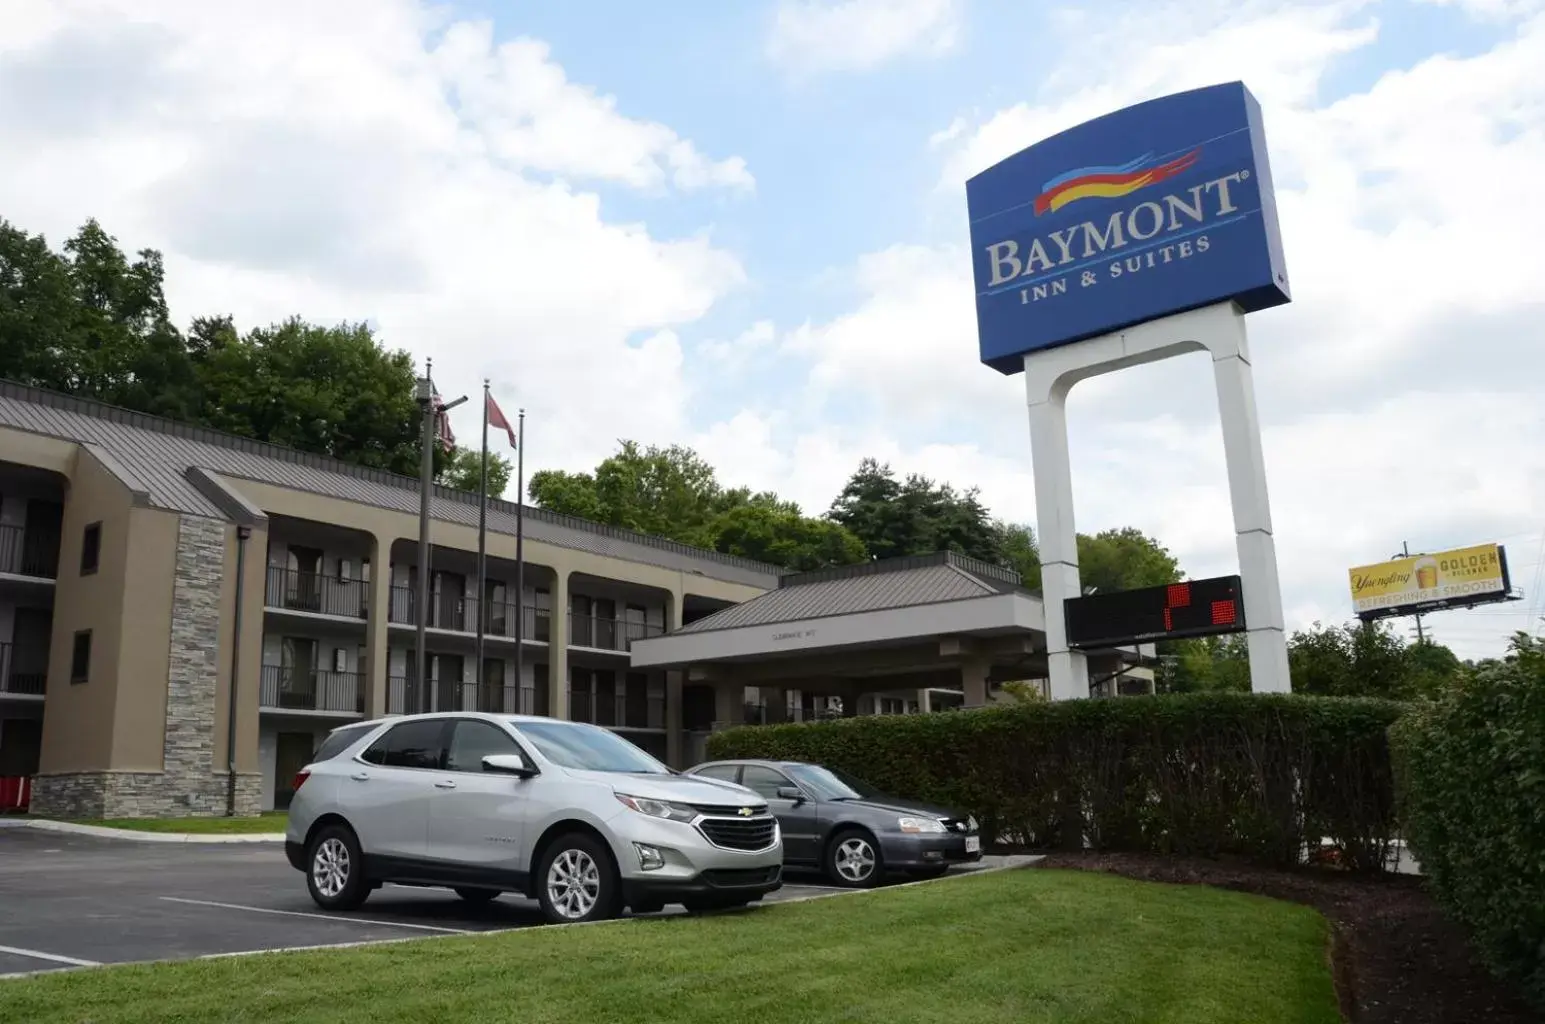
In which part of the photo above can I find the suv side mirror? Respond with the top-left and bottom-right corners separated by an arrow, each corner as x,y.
483,754 -> 538,778
776,786 -> 804,803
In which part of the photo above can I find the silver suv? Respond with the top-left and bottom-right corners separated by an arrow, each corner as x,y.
284,712 -> 783,924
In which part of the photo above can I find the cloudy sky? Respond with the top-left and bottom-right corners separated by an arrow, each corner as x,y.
3,0 -> 1541,659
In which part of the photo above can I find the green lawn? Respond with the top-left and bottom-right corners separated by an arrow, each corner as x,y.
0,868 -> 1341,1024
50,812 -> 287,834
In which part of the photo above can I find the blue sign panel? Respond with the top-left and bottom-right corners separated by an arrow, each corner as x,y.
966,81 -> 1291,373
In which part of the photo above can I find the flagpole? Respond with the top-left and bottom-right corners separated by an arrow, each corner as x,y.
414,359 -> 435,715
514,409 -> 526,713
475,380 -> 490,696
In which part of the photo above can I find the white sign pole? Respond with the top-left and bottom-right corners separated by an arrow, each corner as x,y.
1023,300 -> 1290,697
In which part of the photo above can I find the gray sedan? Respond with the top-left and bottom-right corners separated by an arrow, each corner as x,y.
683,759 -> 981,887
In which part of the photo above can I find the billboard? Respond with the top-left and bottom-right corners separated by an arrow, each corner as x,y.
966,81 -> 1291,373
1348,543 -> 1513,619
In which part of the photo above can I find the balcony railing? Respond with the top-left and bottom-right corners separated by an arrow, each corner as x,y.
569,614 -> 664,652
386,677 -> 550,717
265,567 -> 370,619
386,587 -> 550,639
0,642 -> 47,697
259,665 -> 365,714
570,688 -> 666,730
0,523 -> 60,579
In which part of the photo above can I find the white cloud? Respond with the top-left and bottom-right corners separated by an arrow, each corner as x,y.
0,0 -> 751,475
700,320 -> 777,372
767,0 -> 962,74
747,0 -> 1545,658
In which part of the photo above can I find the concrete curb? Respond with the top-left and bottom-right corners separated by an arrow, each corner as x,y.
14,819 -> 285,844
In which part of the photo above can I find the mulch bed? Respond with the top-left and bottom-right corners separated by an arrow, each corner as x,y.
1035,852 -> 1539,1024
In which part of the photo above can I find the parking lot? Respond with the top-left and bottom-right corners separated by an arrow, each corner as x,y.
0,826 -> 1015,977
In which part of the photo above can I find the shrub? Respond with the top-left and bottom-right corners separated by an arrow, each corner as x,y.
1391,635 -> 1545,1011
706,692 -> 1404,872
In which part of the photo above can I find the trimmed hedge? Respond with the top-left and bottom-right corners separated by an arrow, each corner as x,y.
706,692 -> 1404,872
1391,644 -> 1545,1012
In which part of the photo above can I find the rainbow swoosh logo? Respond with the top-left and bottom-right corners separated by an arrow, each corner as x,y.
1033,147 -> 1202,216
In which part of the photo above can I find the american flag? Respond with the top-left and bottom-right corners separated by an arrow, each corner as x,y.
432,385 -> 456,452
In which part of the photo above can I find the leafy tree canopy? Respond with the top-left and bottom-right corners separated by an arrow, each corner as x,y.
529,441 -> 868,572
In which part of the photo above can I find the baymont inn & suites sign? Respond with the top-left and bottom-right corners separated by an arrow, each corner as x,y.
966,81 -> 1292,372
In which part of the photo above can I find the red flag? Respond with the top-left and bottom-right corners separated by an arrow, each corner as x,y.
432,387 -> 456,452
486,392 -> 517,449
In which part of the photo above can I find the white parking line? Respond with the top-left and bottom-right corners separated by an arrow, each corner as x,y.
157,897 -> 469,934
0,944 -> 102,968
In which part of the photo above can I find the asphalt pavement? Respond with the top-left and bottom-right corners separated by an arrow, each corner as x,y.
0,826 -> 1015,977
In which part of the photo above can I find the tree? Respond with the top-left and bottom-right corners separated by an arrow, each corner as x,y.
1076,527 -> 1182,594
438,446 -> 514,498
2,216 -> 438,474
528,440 -> 867,572
993,521 -> 1041,588
527,468 -> 604,521
709,503 -> 866,571
827,459 -> 1004,564
0,218 -> 197,419
193,316 -> 424,475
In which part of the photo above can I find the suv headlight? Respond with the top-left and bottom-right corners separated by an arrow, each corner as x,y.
615,793 -> 697,823
898,816 -> 947,834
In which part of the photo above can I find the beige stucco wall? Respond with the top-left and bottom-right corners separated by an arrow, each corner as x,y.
0,426 -> 76,476
40,448 -> 181,774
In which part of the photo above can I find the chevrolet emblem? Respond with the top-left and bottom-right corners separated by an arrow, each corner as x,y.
739,807 -> 754,817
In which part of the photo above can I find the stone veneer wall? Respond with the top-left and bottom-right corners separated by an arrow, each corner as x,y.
32,515 -> 265,819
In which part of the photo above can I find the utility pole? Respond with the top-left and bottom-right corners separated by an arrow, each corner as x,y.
1400,541 -> 1427,643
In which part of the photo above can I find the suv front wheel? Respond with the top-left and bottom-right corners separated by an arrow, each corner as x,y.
536,833 -> 619,924
306,823 -> 369,911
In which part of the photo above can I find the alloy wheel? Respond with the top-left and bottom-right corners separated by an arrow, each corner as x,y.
312,837 -> 351,898
546,848 -> 601,920
835,837 -> 876,883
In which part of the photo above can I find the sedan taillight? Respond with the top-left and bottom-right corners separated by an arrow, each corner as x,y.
291,769 -> 311,792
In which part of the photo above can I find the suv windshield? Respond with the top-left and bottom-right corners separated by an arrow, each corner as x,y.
512,720 -> 669,774
786,764 -> 876,801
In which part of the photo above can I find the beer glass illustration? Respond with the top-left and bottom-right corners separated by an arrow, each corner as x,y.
1414,556 -> 1438,591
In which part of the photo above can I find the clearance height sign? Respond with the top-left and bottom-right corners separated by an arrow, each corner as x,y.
1348,544 -> 1511,618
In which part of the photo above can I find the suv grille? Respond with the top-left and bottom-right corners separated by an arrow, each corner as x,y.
698,815 -> 778,852
688,801 -> 768,816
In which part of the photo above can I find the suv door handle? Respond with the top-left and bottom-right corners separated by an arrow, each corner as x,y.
434,779 -> 457,789
350,771 -> 370,782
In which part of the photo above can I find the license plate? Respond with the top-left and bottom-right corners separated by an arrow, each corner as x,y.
965,836 -> 980,854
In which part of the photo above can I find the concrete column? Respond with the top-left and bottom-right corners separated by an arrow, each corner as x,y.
762,686 -> 788,723
1024,380 -> 1090,702
916,688 -> 932,714
713,681 -> 739,730
1211,328 -> 1291,694
665,671 -> 684,766
548,570 -> 569,719
665,589 -> 684,766
364,532 -> 394,717
961,657 -> 990,708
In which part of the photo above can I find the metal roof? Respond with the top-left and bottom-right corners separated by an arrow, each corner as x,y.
0,381 -> 783,588
674,553 -> 1026,634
